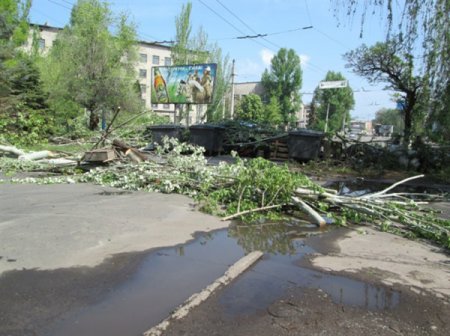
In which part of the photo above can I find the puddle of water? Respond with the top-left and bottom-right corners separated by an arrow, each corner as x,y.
48,230 -> 246,336
48,222 -> 400,336
219,252 -> 399,316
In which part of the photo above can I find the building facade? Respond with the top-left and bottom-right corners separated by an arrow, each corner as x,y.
26,24 -> 204,124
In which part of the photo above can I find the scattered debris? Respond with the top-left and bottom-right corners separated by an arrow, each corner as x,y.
83,148 -> 117,163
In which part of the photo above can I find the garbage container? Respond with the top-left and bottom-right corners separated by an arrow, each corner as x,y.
288,129 -> 324,161
146,124 -> 186,145
189,124 -> 225,155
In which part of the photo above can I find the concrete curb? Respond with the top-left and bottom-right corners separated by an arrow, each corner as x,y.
143,250 -> 264,336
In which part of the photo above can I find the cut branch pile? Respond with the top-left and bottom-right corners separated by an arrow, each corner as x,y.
3,137 -> 449,249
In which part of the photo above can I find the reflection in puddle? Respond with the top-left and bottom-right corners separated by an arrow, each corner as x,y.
220,230 -> 400,316
49,222 -> 400,336
229,221 -> 328,255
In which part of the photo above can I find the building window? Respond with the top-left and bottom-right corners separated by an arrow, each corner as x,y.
164,57 -> 171,66
139,69 -> 147,78
38,38 -> 45,50
152,55 -> 160,65
163,103 -> 170,109
139,53 -> 147,63
152,103 -> 158,109
140,84 -> 147,93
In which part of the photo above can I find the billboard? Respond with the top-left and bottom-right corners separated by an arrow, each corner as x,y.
151,63 -> 217,104
319,80 -> 348,89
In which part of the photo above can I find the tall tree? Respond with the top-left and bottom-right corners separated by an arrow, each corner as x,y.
332,0 -> 449,141
41,0 -> 141,130
263,96 -> 283,125
0,0 -> 53,145
310,71 -> 354,133
373,107 -> 404,136
235,94 -> 264,122
261,48 -> 302,127
344,38 -> 423,143
172,1 -> 231,123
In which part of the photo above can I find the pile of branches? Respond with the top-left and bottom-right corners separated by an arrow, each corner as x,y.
6,137 -> 450,249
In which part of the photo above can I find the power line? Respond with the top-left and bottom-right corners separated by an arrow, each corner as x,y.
313,27 -> 351,50
215,0 -> 257,35
197,0 -> 246,36
304,0 -> 313,26
47,0 -> 72,10
31,8 -> 66,26
196,0 -> 276,52
215,0 -> 281,50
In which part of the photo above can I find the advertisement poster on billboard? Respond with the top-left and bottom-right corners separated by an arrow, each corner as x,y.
151,63 -> 217,104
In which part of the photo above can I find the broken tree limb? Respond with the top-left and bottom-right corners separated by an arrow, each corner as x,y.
360,174 -> 425,199
125,149 -> 144,163
0,145 -> 25,157
18,151 -> 55,161
113,139 -> 147,162
291,196 -> 326,227
222,204 -> 284,221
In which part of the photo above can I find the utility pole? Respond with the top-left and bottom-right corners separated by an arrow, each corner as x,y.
324,103 -> 330,133
319,80 -> 348,133
230,59 -> 236,119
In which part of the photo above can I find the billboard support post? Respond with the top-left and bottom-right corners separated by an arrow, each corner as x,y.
319,80 -> 348,133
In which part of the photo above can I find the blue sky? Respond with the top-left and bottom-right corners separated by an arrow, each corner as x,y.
29,0 -> 399,120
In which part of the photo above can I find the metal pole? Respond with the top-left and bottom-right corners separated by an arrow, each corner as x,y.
230,59 -> 235,119
324,102 -> 330,133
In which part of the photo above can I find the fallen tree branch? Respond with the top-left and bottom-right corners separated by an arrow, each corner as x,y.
361,174 -> 425,199
0,145 -> 25,157
222,204 -> 283,221
291,196 -> 326,227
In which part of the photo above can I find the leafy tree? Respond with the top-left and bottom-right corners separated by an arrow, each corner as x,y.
261,48 -> 302,127
263,96 -> 283,125
235,94 -> 264,122
332,0 -> 449,141
344,38 -> 423,143
310,71 -> 354,133
41,0 -> 142,130
172,2 -> 231,123
0,0 -> 53,145
373,107 -> 404,136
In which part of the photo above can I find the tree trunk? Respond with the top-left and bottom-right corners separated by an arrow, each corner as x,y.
403,92 -> 416,145
89,111 -> 99,130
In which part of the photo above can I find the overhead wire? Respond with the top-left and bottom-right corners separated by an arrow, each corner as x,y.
214,0 -> 282,50
47,0 -> 72,10
196,0 -> 277,52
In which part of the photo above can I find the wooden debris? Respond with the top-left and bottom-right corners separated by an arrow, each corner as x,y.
112,139 -> 147,162
270,139 -> 289,161
19,151 -> 55,161
0,145 -> 25,157
83,148 -> 117,163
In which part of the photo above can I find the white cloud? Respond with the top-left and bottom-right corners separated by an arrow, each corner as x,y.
236,59 -> 264,82
299,54 -> 310,67
260,49 -> 274,67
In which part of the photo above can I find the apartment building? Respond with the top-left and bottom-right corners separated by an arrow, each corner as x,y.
26,24 -> 204,124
